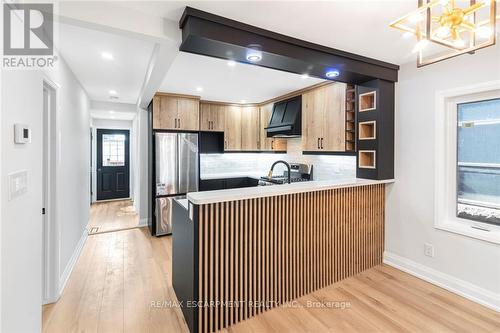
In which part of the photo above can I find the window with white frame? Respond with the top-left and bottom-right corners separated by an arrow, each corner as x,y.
435,83 -> 500,244
456,98 -> 500,225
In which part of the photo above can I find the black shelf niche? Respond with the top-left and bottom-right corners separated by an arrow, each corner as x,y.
356,79 -> 394,180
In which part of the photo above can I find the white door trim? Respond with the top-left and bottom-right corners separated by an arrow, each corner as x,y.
42,78 -> 60,304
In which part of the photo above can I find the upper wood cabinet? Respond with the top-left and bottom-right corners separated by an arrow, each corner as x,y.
200,102 -> 226,132
153,94 -> 199,131
323,83 -> 346,151
240,106 -> 260,151
224,106 -> 242,150
259,103 -> 287,151
302,83 -> 346,151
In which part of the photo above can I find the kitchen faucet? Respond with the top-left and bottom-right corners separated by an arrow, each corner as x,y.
267,160 -> 291,184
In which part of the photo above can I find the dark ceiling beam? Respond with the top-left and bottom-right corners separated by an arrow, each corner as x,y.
179,7 -> 399,84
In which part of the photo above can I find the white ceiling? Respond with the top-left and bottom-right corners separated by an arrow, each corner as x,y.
57,23 -> 156,104
160,52 -> 325,103
57,1 -> 498,110
90,101 -> 138,121
115,0 -> 421,65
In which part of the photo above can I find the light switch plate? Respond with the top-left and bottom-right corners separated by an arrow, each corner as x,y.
8,170 -> 28,201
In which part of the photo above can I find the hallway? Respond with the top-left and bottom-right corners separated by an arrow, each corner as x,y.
88,200 -> 139,234
42,228 -> 188,333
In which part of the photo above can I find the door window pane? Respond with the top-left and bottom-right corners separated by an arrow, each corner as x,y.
102,134 -> 125,167
457,98 -> 500,225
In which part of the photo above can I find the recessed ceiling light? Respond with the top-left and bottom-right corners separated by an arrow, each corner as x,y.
325,70 -> 340,78
227,60 -> 236,67
101,52 -> 114,60
246,53 -> 262,62
301,74 -> 309,79
240,100 -> 246,104
109,110 -> 115,114
196,86 -> 203,92
109,90 -> 117,95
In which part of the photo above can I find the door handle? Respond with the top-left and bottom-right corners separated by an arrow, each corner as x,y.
321,138 -> 324,149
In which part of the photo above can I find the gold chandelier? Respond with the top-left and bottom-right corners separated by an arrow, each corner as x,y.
390,0 -> 497,67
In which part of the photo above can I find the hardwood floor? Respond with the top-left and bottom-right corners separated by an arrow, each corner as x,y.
43,228 -> 500,333
88,200 -> 139,234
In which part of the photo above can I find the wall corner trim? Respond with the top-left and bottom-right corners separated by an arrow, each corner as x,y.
138,218 -> 149,228
58,230 -> 88,296
383,251 -> 500,312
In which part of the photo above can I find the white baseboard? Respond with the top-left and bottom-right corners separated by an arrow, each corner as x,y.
383,251 -> 500,312
58,229 -> 88,295
138,218 -> 149,228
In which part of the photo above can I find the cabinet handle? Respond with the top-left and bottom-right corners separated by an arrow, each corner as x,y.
271,140 -> 274,150
210,121 -> 213,130
174,118 -> 177,128
321,138 -> 324,149
178,118 -> 181,128
209,121 -> 211,130
317,138 -> 320,149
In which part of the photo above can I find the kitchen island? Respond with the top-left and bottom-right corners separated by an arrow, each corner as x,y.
172,178 -> 393,333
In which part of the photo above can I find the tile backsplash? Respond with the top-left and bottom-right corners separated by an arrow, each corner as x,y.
200,138 -> 356,180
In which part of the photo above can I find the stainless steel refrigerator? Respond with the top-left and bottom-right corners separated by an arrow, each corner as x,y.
154,132 -> 198,236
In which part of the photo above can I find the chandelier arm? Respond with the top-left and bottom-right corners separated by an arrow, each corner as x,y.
459,20 -> 476,31
463,2 -> 485,16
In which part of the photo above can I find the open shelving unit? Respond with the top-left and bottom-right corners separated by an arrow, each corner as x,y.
359,121 -> 376,140
359,91 -> 376,112
356,80 -> 394,180
345,84 -> 356,152
359,150 -> 376,169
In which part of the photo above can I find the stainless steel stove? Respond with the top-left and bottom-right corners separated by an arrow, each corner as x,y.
259,163 -> 313,186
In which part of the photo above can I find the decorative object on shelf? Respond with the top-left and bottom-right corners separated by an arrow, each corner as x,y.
390,0 -> 497,67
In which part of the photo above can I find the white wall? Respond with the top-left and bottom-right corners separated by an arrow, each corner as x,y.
45,57 -> 91,297
1,55 -> 90,330
385,43 -> 500,310
1,70 -> 44,332
136,108 -> 150,225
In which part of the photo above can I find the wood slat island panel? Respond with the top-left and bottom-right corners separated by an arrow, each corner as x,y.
196,184 -> 385,333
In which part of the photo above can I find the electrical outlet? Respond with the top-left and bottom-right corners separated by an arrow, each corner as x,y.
424,243 -> 434,258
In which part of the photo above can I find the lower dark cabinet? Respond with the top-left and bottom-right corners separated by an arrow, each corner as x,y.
199,177 -> 258,191
199,179 -> 225,191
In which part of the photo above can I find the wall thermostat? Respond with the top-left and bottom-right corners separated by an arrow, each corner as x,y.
14,124 -> 31,144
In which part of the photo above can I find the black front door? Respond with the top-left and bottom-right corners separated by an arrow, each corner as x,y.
97,129 -> 130,200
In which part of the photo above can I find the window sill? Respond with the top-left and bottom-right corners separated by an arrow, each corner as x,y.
435,220 -> 500,245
